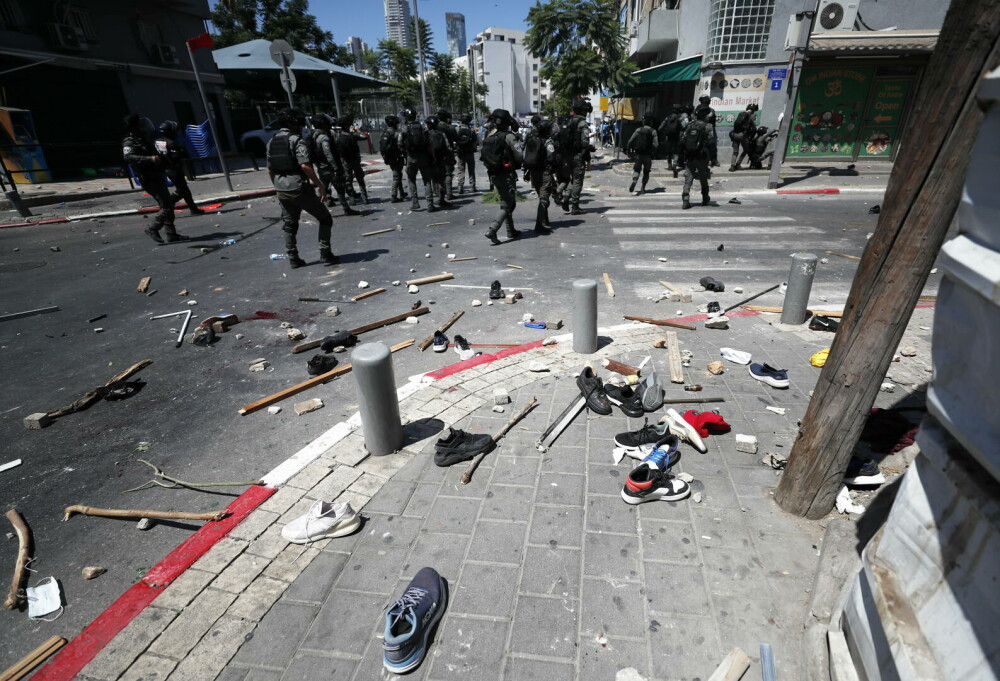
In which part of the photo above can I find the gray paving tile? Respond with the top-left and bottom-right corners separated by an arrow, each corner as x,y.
538,472 -> 586,507
424,496 -> 483,534
648,615 -> 721,681
351,636 -> 431,681
451,563 -> 519,617
232,602 -> 320,668
585,495 -> 639,535
300,589 -> 387,657
334,544 -> 410,594
509,595 -> 579,659
640,520 -> 700,565
635,496 -> 693,522
427,616 -> 509,680
538,445 -> 588,474
492,455 -> 542,486
580,578 -> 649,639
583,531 -> 640,580
503,657 -> 575,681
467,520 -> 527,565
520,546 -> 580,598
586,437 -> 617,464
714,595 -> 786,666
280,653 -> 358,680
691,507 -> 753,551
364,479 -> 417,515
577,636 -> 649,681
587,463 -> 625,495
359,513 -> 425,548
689,475 -> 742,509
529,506 -> 585,549
643,563 -> 711,616
480,485 -> 534,522
404,532 -> 469,583
283,550 -> 350,604
702,547 -> 770,597
404,482 -> 445,518
753,531 -> 820,577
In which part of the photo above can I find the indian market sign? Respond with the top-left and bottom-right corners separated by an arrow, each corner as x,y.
700,73 -> 766,126
787,66 -> 873,158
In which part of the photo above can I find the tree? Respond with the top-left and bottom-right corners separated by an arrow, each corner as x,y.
210,0 -> 341,63
524,0 -> 635,103
410,17 -> 434,61
361,47 -> 383,78
377,39 -> 417,82
427,52 -> 458,111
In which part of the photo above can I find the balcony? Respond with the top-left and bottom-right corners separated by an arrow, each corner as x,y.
630,8 -> 679,60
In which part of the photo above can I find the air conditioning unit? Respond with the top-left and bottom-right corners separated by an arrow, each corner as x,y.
814,0 -> 860,33
153,44 -> 179,65
784,12 -> 811,50
46,23 -> 87,51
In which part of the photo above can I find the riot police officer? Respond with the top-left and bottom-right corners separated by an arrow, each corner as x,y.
123,114 -> 187,244
334,116 -> 369,204
265,108 -> 337,268
729,103 -> 759,171
523,117 -> 555,235
311,114 -> 359,216
424,115 -> 452,211
480,109 -> 523,245
398,108 -> 436,211
694,95 -> 720,167
559,100 -> 592,215
658,106 -> 683,177
436,109 -> 459,201
455,114 -> 479,194
155,121 -> 203,215
680,107 -> 713,210
380,114 -> 408,202
627,115 -> 659,195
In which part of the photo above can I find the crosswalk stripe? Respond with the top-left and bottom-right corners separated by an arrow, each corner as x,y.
606,210 -> 794,218
624,261 -> 790,271
611,226 -> 822,235
616,240 -> 850,251
607,216 -> 795,223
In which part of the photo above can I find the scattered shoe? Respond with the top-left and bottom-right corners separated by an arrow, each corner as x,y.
605,384 -> 644,418
844,458 -> 886,486
720,347 -> 752,365
659,408 -> 707,453
307,354 -> 338,376
432,330 -> 448,353
453,335 -> 475,361
748,363 -> 790,389
637,371 -> 664,412
642,434 -> 681,470
434,427 -> 493,467
809,314 -> 839,332
621,460 -> 689,505
383,567 -> 448,674
281,500 -> 360,544
488,280 -> 505,299
613,419 -> 670,452
682,410 -> 732,438
700,276 -> 725,292
576,366 -> 612,416
706,301 -> 721,314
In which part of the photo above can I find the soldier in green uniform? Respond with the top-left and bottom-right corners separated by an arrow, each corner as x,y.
480,109 -> 523,245
311,114 -> 358,216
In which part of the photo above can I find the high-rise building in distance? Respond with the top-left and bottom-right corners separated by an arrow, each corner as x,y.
445,12 -> 467,58
345,36 -> 368,71
384,0 -> 413,49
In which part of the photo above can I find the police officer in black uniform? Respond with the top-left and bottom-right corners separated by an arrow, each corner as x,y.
561,100 -> 592,215
626,115 -> 659,195
729,103 -> 759,171
155,121 -> 204,215
398,109 -> 436,211
334,116 -> 369,204
424,115 -> 453,212
481,109 -> 523,245
694,94 -> 720,167
681,107 -> 713,210
523,116 -> 554,235
311,114 -> 359,216
265,109 -> 337,269
380,114 -> 408,202
436,109 -> 459,201
455,114 -> 479,194
123,114 -> 187,244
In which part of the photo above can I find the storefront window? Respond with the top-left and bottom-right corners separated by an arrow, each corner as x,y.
707,0 -> 776,62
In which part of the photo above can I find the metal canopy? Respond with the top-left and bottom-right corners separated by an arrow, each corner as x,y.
212,40 -> 384,89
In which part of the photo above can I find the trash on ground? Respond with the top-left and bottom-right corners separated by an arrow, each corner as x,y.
869,204 -> 881,214
900,346 -> 918,357
861,408 -> 918,453
137,277 -> 151,293
462,397 -> 538,484
762,452 -> 787,469
0,459 -> 22,474
684,384 -> 703,392
765,405 -> 786,415
25,576 -> 63,620
471,299 -> 482,307
836,485 -> 866,514
728,198 -> 741,204
295,398 -> 325,415
137,517 -> 155,531
25,359 -> 153,429
810,349 -> 830,367
707,361 -> 725,375
286,327 -> 306,341
699,276 -> 725,292
735,434 -> 758,454
249,358 -> 269,372
0,306 -> 61,324
809,314 -> 839,332
880,382 -> 896,393
705,316 -> 730,329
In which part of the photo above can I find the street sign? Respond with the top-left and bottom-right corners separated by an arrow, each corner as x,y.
770,79 -> 784,90
269,40 -> 294,67
279,70 -> 297,94
768,68 -> 788,80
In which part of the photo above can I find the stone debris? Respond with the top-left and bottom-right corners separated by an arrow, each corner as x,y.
693,492 -> 703,503
408,285 -> 420,294
492,405 -> 505,413
82,566 -> 107,580
493,388 -> 511,405
248,358 -> 269,372
707,361 -> 725,375
286,328 -> 305,341
267,406 -> 282,415
705,316 -> 730,330
186,299 -> 197,306
765,405 -> 787,415
392,280 -> 401,286
735,434 -> 758,454
137,518 -> 155,531
733,286 -> 744,294
280,321 -> 292,329
471,299 -> 482,307
900,346 -> 918,357
880,382 -> 896,393
676,472 -> 694,483
294,398 -> 324,415
405,316 -> 420,324
527,361 -> 550,372
325,306 -> 340,317
358,281 -> 370,289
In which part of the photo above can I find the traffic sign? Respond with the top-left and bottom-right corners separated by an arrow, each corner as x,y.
269,40 -> 295,67
280,69 -> 297,94
767,68 -> 788,80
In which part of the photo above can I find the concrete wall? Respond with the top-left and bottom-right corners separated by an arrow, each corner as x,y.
473,27 -> 541,116
855,0 -> 950,31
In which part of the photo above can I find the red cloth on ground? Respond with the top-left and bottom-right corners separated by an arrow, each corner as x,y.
860,408 -> 919,453
683,410 -> 732,438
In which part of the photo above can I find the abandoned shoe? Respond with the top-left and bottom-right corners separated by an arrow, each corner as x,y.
614,419 -> 670,452
605,384 -> 645,418
809,314 -> 840,332
844,458 -> 886,486
658,408 -> 707,453
621,461 -> 689,505
281,500 -> 360,544
453,335 -> 475,361
307,354 -> 338,376
748,363 -> 790,389
432,330 -> 449,352
643,434 -> 681,470
433,427 -> 494,466
576,366 -> 613,416
638,371 -> 664,412
699,277 -> 725,292
383,567 -> 448,674
488,280 -> 505,299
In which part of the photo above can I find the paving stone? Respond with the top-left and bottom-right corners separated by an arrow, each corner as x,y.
633,496 -> 691,522
648,615 -> 721,681
335,543 -> 409,594
585,495 -> 639,535
754,531 -> 821,578
149,589 -> 237,659
258,486 -> 307,516
286,462 -> 335,492
509,595 -> 579,659
229,510 -> 279,542
394,451 -> 433,481
348,472 -> 388,497
691,506 -> 753,551
481,484 -> 534,522
154,568 -> 215,611
643,563 -> 711,616
229,576 -> 287,621
190,537 -> 247,573
688,475 -> 742,509
281,550 -> 349,604
245,524 -> 291,560
519,546 -> 581,598
213,552 -> 268,593
452,562 -> 519,617
83,606 -> 178,681
356,513 -> 422,548
306,466 -> 363,501
539,445 -> 588,474
119,653 -> 177,681
403,532 -> 469,583
423,496 -> 482,534
529,505 -> 585,549
169,615 -> 256,681
231,601 -> 320,668
263,546 -> 321,583
363,479 -> 417,515
640,520 -> 700,565
538,472 -> 586,507
503,657 -> 575,681
351,636 -> 431,681
583,532 -> 640,580
702,547 -> 770,597
578,635 -> 650,681
403,481 -> 445,517
714,594 -> 787,666
427,616 -> 510,680
586,463 -> 625,495
279,653 -> 359,681
580,578 -> 649,639
467,520 -> 527,565
299,589 -> 387,657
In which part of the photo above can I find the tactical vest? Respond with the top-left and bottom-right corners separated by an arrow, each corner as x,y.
267,131 -> 299,174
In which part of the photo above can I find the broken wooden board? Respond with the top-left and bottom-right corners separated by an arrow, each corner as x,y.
825,250 -> 862,261
742,305 -> 844,318
0,635 -> 66,681
505,263 -> 523,269
0,306 -> 60,324
418,310 -> 465,351
707,647 -> 750,681
351,288 -> 386,302
362,227 -> 396,237
290,308 -> 429,354
659,281 -> 692,303
623,314 -> 696,331
136,277 -> 151,293
602,273 -> 615,297
448,256 -> 477,262
665,331 -> 684,384
405,273 -> 454,286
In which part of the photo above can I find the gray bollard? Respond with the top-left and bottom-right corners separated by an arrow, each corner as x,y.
781,253 -> 818,325
573,279 -> 598,354
352,342 -> 404,456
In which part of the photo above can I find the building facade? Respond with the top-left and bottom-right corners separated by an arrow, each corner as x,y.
0,0 -> 231,179
345,36 -> 368,72
468,27 -> 551,116
618,0 -> 949,162
384,0 -> 413,49
445,12 -> 467,59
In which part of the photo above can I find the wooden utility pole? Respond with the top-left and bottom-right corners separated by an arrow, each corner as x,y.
775,0 -> 1000,519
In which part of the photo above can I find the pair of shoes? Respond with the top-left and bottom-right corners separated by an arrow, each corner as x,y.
605,384 -> 644,417
319,250 -> 340,265
488,281 -> 505,299
288,256 -> 306,269
576,366 -> 612,415
621,435 -> 690,504
434,427 -> 493,466
281,499 -> 360,543
307,354 -> 338,376
383,567 -> 448,674
432,330 -> 448,352
453,334 -> 475,361
749,363 -> 790,388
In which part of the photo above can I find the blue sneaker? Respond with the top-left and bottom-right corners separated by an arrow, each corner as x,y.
383,567 -> 448,674
642,434 -> 680,470
748,363 -> 790,389
432,330 -> 449,353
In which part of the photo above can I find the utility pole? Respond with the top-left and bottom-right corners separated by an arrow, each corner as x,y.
774,0 -> 1000,519
412,0 -> 430,116
767,8 -> 815,190
188,36 -> 233,192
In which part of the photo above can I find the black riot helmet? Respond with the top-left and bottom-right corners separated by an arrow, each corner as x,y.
530,114 -> 542,128
460,114 -> 472,124
490,108 -> 514,130
385,114 -> 399,127
425,115 -> 439,128
748,103 -> 759,112
436,108 -> 451,122
158,120 -> 180,138
694,106 -> 711,121
571,99 -> 592,115
400,108 -> 416,121
537,120 -> 553,138
642,115 -> 657,127
339,115 -> 354,130
277,108 -> 307,128
757,125 -> 769,136
311,113 -> 334,129
699,94 -> 711,105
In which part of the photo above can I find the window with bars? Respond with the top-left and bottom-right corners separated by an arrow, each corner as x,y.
65,6 -> 98,40
706,0 -> 775,62
0,0 -> 25,29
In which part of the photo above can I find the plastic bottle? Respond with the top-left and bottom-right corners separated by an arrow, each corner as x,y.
270,253 -> 288,260
219,238 -> 237,246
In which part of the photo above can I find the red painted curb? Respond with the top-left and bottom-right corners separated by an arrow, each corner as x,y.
32,485 -> 276,681
0,216 -> 70,229
776,188 -> 841,195
425,340 -> 545,380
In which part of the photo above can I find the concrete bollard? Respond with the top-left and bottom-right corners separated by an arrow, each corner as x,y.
781,253 -> 818,325
573,279 -> 598,354
352,342 -> 404,456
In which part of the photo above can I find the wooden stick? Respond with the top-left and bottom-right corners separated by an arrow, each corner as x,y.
351,288 -> 386,302
707,647 -> 750,681
418,310 -> 465,351
62,505 -> 229,523
427,221 -> 450,227
0,306 -> 60,324
918,295 -> 936,302
659,280 -> 692,303
743,304 -> 844,318
602,273 -> 615,297
665,331 -> 684,384
623,314 -> 696,331
448,256 -> 477,262
600,358 -> 640,376
461,397 -> 538,484
46,359 -> 153,419
349,307 -> 428,335
405,273 -> 454,286
245,339 -> 414,414
0,635 -> 67,681
3,511 -> 31,610
137,277 -> 151,293
723,283 -> 781,313
825,250 -> 862,261
362,227 -> 396,237
505,263 -> 523,269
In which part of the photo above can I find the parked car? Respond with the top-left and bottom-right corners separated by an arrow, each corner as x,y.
239,120 -> 280,157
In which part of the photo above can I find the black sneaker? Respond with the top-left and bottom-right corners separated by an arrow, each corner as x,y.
707,301 -> 721,314
319,250 -> 340,265
621,462 -> 690,505
453,335 -> 475,360
307,354 -> 338,376
604,384 -> 644,417
433,427 -> 494,466
844,458 -> 885,486
614,419 -> 670,451
383,567 -> 448,674
576,366 -> 612,416
809,314 -> 839,332
488,280 -> 504,299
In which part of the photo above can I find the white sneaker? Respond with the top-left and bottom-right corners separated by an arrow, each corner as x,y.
658,408 -> 707,453
720,347 -> 752,365
281,500 -> 361,544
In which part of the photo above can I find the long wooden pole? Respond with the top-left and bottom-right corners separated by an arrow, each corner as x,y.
776,0 -> 1000,519
3,511 -> 30,610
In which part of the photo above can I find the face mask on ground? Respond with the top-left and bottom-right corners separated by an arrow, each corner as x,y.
26,576 -> 64,621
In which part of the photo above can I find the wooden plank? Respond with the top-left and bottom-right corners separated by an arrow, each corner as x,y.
825,250 -> 862,261
707,648 -> 751,681
418,310 -> 465,351
290,308 -> 429,354
602,273 -> 615,297
351,288 -> 386,302
722,283 -> 781,313
449,256 -> 477,262
405,273 -> 454,286
623,314 -> 696,331
242,339 -> 414,414
0,635 -> 66,681
659,280 -> 692,303
776,0 -> 1000,519
665,331 -> 684,384
0,306 -> 60,324
505,263 -> 523,269
743,304 -> 844,318
362,227 -> 396,237
136,277 -> 151,293
427,221 -> 450,227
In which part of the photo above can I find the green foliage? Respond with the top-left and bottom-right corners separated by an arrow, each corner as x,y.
360,47 -> 382,78
377,39 -> 417,82
427,53 -> 457,111
211,0 -> 342,63
524,0 -> 635,103
410,17 -> 434,58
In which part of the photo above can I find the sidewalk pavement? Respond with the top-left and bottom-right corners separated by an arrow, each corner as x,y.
65,305 -> 935,681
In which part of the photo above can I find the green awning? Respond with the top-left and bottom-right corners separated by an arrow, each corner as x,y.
633,55 -> 703,84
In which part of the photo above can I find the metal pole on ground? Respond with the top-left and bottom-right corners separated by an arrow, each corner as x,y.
187,44 -> 234,192
352,343 -> 404,456
780,253 -> 818,325
573,279 -> 598,354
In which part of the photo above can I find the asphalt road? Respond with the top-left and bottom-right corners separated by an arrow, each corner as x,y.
0,157 -> 903,666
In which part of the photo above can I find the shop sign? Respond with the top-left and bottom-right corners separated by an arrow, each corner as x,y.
700,73 -> 766,125
787,66 -> 874,158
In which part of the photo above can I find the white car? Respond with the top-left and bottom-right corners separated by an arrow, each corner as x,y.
239,120 -> 280,157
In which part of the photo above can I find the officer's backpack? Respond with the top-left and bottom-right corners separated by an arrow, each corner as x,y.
480,132 -> 511,171
404,122 -> 428,154
631,127 -> 653,154
557,118 -> 580,155
733,111 -> 755,135
661,114 -> 681,138
380,128 -> 402,164
456,125 -> 476,153
267,132 -> 299,173
429,129 -> 449,156
681,122 -> 707,155
522,131 -> 546,169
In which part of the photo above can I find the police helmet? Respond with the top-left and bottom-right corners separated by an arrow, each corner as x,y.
537,120 -> 553,137
312,113 -> 334,128
339,116 -> 354,130
400,108 -> 416,121
158,120 -> 180,137
436,108 -> 451,122
460,114 -> 472,124
571,100 -> 593,115
642,115 -> 657,127
278,108 -> 307,128
385,114 -> 399,127
694,107 -> 710,121
490,109 -> 514,128
530,114 -> 542,128
699,94 -> 711,105
757,125 -> 768,136
425,115 -> 439,128
748,103 -> 759,112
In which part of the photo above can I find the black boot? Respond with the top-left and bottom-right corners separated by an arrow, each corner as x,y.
629,180 -> 637,193
639,184 -> 646,196
702,192 -> 711,206
319,249 -> 339,265
288,252 -> 306,269
144,227 -> 164,244
411,199 -> 420,210
164,231 -> 189,243
343,205 -> 360,216
682,197 -> 692,210
534,205 -> 551,234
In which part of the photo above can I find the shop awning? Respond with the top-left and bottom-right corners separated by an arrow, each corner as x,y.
613,54 -> 702,98
808,30 -> 938,54
213,40 -> 385,89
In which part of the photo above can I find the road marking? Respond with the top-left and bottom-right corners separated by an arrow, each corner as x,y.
607,216 -> 796,223
616,239 -> 850,251
611,226 -> 821,235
